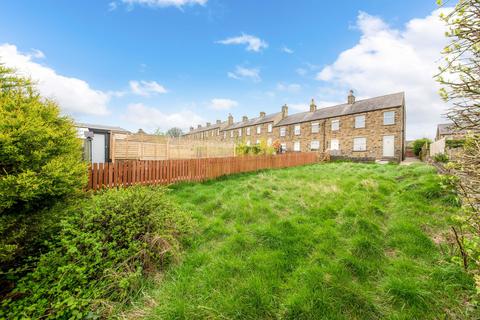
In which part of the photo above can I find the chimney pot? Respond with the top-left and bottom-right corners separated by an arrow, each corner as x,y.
310,98 -> 317,112
206,122 -> 211,127
348,90 -> 355,104
197,124 -> 202,129
242,116 -> 248,122
216,119 -> 221,124
227,113 -> 234,125
281,104 -> 288,119
190,126 -> 194,131
260,111 -> 266,117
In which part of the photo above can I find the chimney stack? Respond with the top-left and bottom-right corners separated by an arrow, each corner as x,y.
310,98 -> 317,112
190,126 -> 194,131
348,90 -> 355,104
197,124 -> 202,129
216,119 -> 221,124
260,111 -> 266,117
206,122 -> 211,127
281,104 -> 288,119
227,113 -> 234,125
242,116 -> 248,122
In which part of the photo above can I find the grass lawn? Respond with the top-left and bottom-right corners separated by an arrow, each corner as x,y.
133,162 -> 476,319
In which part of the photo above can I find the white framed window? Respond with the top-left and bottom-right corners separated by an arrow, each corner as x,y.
246,127 -> 251,136
268,123 -> 273,133
311,140 -> 320,150
280,127 -> 286,137
331,119 -> 340,131
267,138 -> 272,146
293,141 -> 301,152
217,129 -> 220,136
331,139 -> 339,151
353,137 -> 367,151
223,131 -> 226,139
238,128 -> 242,137
230,131 -> 234,138
281,143 -> 287,151
311,122 -> 319,133
256,139 -> 260,144
294,124 -> 301,135
355,115 -> 365,128
384,111 -> 395,125
211,131 -> 214,137
246,140 -> 251,146
257,125 -> 261,134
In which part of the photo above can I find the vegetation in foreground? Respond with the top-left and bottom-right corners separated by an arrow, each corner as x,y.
123,162 -> 478,319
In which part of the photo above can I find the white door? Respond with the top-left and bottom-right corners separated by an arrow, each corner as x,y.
92,133 -> 106,163
383,135 -> 394,157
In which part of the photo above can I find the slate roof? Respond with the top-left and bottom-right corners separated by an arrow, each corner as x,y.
437,123 -> 457,135
186,121 -> 226,135
222,112 -> 282,131
75,122 -> 129,133
275,92 -> 405,127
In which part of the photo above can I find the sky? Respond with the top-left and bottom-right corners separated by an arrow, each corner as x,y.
0,0 -> 454,139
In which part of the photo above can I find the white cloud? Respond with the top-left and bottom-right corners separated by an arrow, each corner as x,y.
209,98 -> 238,110
31,49 -> 45,59
129,80 -> 167,96
296,68 -> 307,76
0,43 -> 109,115
281,46 -> 294,54
124,102 -> 204,132
108,2 -> 118,11
316,9 -> 453,139
120,0 -> 207,9
277,82 -> 301,93
217,34 -> 268,52
290,103 -> 309,111
228,66 -> 261,82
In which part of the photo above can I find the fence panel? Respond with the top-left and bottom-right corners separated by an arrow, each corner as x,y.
88,152 -> 323,190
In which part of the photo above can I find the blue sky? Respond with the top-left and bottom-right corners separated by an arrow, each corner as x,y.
0,0 -> 452,139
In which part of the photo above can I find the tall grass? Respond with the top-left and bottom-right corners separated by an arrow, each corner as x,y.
130,162 -> 477,319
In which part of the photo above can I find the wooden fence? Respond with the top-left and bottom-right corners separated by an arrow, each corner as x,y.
88,152 -> 322,190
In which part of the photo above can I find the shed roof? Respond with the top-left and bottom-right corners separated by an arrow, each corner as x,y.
75,122 -> 129,133
276,92 -> 404,126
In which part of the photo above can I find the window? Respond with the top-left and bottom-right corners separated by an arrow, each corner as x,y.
246,127 -> 251,136
293,141 -> 301,152
294,124 -> 301,135
211,131 -> 214,137
257,125 -> 261,134
268,123 -> 273,133
238,128 -> 242,137
281,143 -> 287,151
280,127 -> 286,137
331,119 -> 340,131
355,115 -> 365,128
223,131 -> 226,139
331,139 -> 339,151
353,137 -> 367,151
267,138 -> 272,146
311,122 -> 319,133
230,131 -> 234,138
311,140 -> 320,150
256,139 -> 260,144
246,140 -> 251,146
217,129 -> 220,136
384,111 -> 395,125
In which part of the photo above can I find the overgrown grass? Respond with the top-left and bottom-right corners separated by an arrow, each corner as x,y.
128,162 -> 477,319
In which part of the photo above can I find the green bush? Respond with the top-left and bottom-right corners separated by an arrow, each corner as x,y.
0,66 -> 87,294
2,186 -> 193,319
433,153 -> 449,163
413,138 -> 431,156
445,139 -> 465,148
236,139 -> 275,156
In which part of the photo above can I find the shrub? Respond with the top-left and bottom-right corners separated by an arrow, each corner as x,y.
433,153 -> 449,163
0,66 -> 87,293
235,139 -> 275,156
413,138 -> 431,156
2,186 -> 193,319
445,139 -> 465,149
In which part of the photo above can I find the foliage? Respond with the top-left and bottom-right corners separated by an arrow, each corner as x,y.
153,128 -> 165,136
236,139 -> 275,156
131,163 -> 477,319
0,65 -> 87,294
436,0 -> 480,130
413,138 -> 431,156
446,139 -> 466,149
433,153 -> 449,163
166,127 -> 183,138
2,186 -> 193,319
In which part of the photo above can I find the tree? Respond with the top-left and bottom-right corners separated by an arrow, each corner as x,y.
166,127 -> 183,137
412,138 -> 431,156
0,65 -> 87,292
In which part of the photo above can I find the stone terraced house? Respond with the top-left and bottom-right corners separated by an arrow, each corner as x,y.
183,91 -> 406,162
